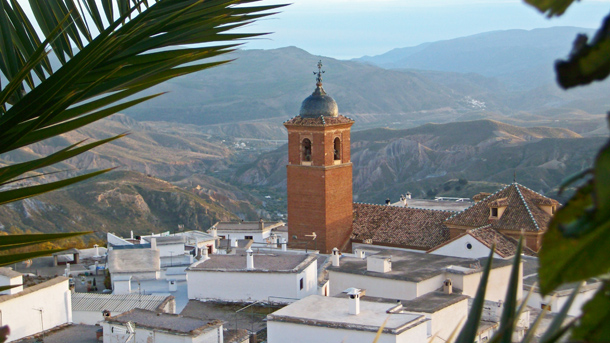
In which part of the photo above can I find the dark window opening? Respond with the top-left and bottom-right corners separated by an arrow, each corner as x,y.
302,139 -> 312,162
466,243 -> 473,250
300,278 -> 304,290
245,236 -> 253,240
333,137 -> 341,161
491,207 -> 498,217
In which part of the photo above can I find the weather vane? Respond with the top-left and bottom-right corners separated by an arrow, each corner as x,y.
314,60 -> 325,86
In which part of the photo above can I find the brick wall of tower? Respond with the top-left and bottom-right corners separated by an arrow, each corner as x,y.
285,123 -> 354,254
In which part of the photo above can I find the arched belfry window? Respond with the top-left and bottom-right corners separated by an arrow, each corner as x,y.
302,139 -> 312,162
333,137 -> 341,161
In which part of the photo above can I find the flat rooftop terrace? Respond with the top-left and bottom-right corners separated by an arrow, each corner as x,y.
393,198 -> 473,212
329,250 -> 511,282
268,295 -> 427,334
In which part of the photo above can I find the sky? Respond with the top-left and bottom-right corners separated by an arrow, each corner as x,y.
238,0 -> 610,59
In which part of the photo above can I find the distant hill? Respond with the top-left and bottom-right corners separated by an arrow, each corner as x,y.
0,171 -> 260,237
231,119 -> 604,204
116,43 -> 610,136
355,26 -> 597,90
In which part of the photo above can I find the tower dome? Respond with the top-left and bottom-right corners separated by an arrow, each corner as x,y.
299,61 -> 338,118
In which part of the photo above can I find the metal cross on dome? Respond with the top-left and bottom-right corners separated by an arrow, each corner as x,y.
314,60 -> 325,85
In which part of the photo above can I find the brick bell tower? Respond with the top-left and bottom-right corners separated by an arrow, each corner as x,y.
284,61 -> 354,254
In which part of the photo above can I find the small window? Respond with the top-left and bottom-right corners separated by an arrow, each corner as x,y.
541,303 -> 551,311
245,236 -> 253,240
302,139 -> 312,161
300,278 -> 304,290
333,137 -> 341,161
466,243 -> 473,250
491,207 -> 498,217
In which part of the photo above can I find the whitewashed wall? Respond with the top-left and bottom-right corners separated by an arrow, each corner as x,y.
329,272 -> 418,300
526,285 -> 598,317
187,262 -> 317,303
409,299 -> 468,343
267,319 -> 428,343
157,244 -> 186,258
429,236 -> 504,259
0,278 -> 71,342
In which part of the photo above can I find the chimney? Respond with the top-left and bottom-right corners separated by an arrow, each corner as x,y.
355,249 -> 365,259
130,230 -> 134,240
281,238 -> 287,251
347,289 -> 362,315
65,262 -> 71,277
367,256 -> 391,273
385,198 -> 391,205
259,218 -> 264,231
203,246 -> 209,260
406,192 -> 411,200
94,244 -> 99,257
150,237 -> 157,250
443,279 -> 453,294
210,228 -> 218,238
246,248 -> 254,270
233,239 -> 239,248
331,248 -> 341,267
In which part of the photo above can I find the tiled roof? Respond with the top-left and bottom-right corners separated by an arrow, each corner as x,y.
488,198 -> 509,208
352,203 -> 454,250
284,115 -> 354,126
467,226 -> 537,258
445,183 -> 557,232
472,192 -> 491,201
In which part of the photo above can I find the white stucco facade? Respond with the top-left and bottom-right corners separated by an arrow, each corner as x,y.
526,283 -> 600,317
429,235 -> 504,259
0,277 -> 71,342
187,258 -> 317,303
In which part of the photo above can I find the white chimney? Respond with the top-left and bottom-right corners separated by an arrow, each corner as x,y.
94,244 -> 99,257
210,228 -> 218,238
65,262 -> 71,277
331,248 -> 341,267
367,256 -> 391,273
150,237 -> 157,250
406,192 -> 412,200
347,289 -> 362,315
355,249 -> 365,259
443,279 -> 453,294
281,238 -> 287,252
203,246 -> 209,260
246,248 -> 254,270
130,230 -> 134,239
233,239 -> 239,248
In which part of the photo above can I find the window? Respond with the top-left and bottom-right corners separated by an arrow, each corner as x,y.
245,236 -> 253,240
333,137 -> 341,161
466,243 -> 473,250
300,278 -> 304,290
541,303 -> 551,311
491,207 -> 498,217
302,138 -> 312,161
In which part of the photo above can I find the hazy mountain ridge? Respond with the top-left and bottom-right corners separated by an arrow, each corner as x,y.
355,27 -> 597,90
231,120 -> 603,203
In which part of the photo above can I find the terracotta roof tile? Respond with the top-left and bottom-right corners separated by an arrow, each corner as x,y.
472,192 -> 491,201
284,115 -> 354,126
352,203 -> 454,250
445,183 -> 557,233
488,198 -> 509,208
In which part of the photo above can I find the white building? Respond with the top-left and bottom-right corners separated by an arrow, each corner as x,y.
108,248 -> 160,294
71,293 -> 175,325
328,250 -> 521,302
0,276 -> 71,342
522,256 -> 600,317
174,230 -> 218,255
428,225 -> 537,260
267,293 -> 429,343
143,236 -> 186,257
102,308 -> 223,343
211,219 -> 286,243
0,268 -> 23,295
187,251 -> 318,303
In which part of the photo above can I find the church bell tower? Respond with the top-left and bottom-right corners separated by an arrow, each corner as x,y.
285,61 -> 354,254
